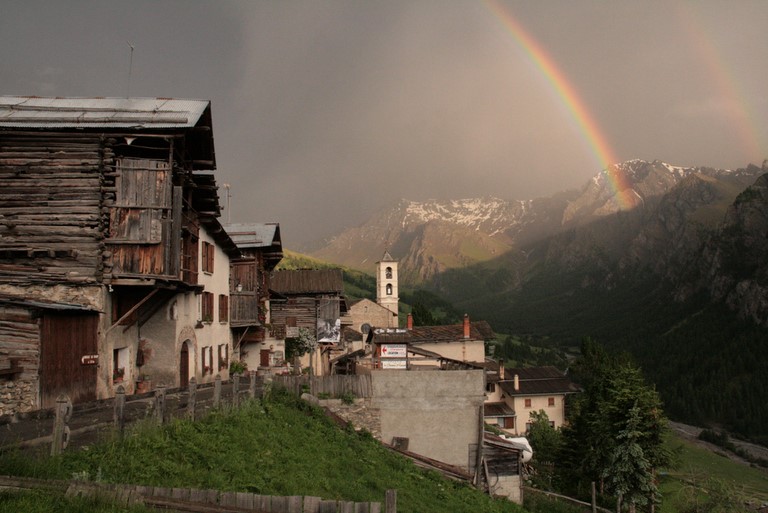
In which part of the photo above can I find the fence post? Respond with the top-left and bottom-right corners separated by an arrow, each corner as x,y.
188,378 -> 197,420
249,371 -> 257,399
232,373 -> 240,407
592,481 -> 597,513
51,394 -> 72,456
214,374 -> 222,408
154,386 -> 166,424
385,489 -> 396,513
114,385 -> 126,434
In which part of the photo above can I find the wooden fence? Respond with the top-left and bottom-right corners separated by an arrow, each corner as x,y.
0,372 -> 263,454
272,375 -> 373,399
0,475 -> 394,513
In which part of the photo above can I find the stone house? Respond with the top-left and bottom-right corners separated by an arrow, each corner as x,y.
484,365 -> 579,435
362,314 -> 492,371
0,96 -> 239,415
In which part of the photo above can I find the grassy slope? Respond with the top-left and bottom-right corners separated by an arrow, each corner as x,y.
660,434 -> 768,512
0,391 -> 524,513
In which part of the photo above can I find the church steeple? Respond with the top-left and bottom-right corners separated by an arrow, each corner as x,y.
376,251 -> 399,322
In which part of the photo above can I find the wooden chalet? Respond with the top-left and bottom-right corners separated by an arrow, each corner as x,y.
0,96 -> 237,415
269,269 -> 350,375
223,223 -> 285,372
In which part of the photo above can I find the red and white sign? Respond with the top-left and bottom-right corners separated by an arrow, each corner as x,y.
380,344 -> 407,358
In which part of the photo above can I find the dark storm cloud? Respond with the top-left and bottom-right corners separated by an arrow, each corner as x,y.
2,1 -> 767,245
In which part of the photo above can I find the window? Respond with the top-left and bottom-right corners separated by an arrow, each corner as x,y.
218,294 -> 229,323
385,266 -> 392,279
202,241 -> 214,273
386,284 -> 393,296
201,292 -> 214,322
485,382 -> 496,393
202,346 -> 213,376
524,398 -> 532,408
218,344 -> 229,371
548,397 -> 555,407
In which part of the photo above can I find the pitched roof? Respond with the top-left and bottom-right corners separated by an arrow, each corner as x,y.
368,320 -> 495,344
0,96 -> 211,129
499,366 -> 580,396
484,402 -> 515,417
270,269 -> 344,295
224,223 -> 283,269
224,223 -> 281,250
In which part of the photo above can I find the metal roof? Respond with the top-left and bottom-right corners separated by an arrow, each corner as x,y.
224,223 -> 281,249
0,96 -> 210,129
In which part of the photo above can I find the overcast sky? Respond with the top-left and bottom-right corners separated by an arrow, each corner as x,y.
2,1 -> 767,246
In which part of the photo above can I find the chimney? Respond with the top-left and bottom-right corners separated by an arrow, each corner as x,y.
498,360 -> 505,380
406,313 -> 413,330
513,374 -> 519,391
463,314 -> 470,339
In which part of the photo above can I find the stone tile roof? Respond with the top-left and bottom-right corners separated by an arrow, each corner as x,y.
499,366 -> 580,396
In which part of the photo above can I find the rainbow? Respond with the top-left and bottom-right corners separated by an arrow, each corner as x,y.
485,0 -> 637,209
674,3 -> 765,161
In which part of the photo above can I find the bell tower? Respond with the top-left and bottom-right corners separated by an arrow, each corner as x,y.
376,251 -> 399,323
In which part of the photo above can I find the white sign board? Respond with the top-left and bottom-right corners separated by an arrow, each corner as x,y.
382,359 -> 407,369
286,327 -> 299,338
380,344 -> 407,358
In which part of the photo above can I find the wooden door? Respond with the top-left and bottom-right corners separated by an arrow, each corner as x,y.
179,341 -> 190,388
260,349 -> 271,368
40,313 -> 98,408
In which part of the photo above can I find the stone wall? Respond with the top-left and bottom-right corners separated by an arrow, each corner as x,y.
0,378 -> 36,417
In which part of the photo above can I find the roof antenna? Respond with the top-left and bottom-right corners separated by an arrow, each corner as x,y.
126,41 -> 135,98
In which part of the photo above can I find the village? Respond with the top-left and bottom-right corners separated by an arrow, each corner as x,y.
0,96 -> 580,506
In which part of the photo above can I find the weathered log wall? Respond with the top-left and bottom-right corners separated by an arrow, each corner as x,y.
0,134 -> 112,286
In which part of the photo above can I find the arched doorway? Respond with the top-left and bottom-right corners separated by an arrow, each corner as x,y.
180,340 -> 190,388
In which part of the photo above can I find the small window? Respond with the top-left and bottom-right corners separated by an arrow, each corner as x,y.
218,294 -> 229,323
548,397 -> 555,407
202,346 -> 213,376
524,398 -> 532,408
201,292 -> 214,322
202,241 -> 215,273
218,344 -> 229,371
385,266 -> 393,279
386,284 -> 393,296
485,382 -> 496,393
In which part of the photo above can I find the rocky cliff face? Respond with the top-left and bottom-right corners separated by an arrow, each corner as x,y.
693,172 -> 768,325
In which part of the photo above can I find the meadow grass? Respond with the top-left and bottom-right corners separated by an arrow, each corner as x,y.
658,433 -> 768,512
0,390 -> 524,513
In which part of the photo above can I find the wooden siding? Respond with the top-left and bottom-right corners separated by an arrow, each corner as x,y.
108,158 -> 173,277
0,306 -> 40,378
270,298 -> 319,333
40,313 -> 98,408
230,259 -> 258,326
0,134 -> 110,285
